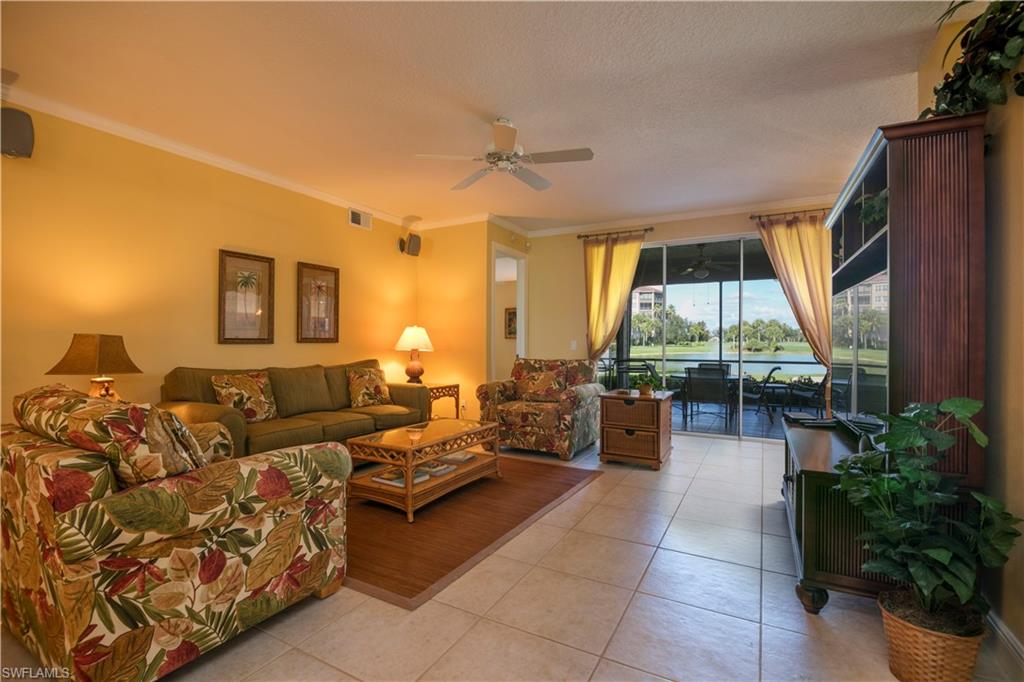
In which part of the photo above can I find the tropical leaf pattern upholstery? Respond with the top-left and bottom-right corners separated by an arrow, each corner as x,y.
210,372 -> 278,423
13,384 -> 206,487
186,422 -> 233,463
478,359 -> 603,460
1,423 -> 350,681
346,367 -> 392,407
514,370 -> 565,402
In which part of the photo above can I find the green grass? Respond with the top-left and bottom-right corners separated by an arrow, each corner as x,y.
628,341 -> 818,357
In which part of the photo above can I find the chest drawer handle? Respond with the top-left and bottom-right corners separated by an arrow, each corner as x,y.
624,429 -> 636,436
623,399 -> 635,407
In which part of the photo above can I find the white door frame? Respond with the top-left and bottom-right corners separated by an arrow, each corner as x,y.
488,242 -> 529,381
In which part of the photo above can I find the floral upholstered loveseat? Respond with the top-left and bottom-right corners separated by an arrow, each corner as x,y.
477,358 -> 604,460
1,385 -> 351,681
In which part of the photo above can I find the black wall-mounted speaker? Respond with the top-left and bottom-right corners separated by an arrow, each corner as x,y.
399,233 -> 421,257
2,107 -> 34,158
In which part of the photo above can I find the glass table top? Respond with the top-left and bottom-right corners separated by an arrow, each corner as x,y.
348,418 -> 490,449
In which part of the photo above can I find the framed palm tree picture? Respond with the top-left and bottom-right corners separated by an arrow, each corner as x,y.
218,250 -> 275,343
297,261 -> 339,343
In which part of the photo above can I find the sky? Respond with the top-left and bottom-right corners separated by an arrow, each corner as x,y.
663,279 -> 800,333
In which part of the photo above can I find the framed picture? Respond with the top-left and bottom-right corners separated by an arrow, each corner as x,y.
218,250 -> 274,344
297,261 -> 339,343
504,307 -> 517,339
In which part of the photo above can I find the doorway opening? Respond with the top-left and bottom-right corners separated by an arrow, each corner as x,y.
489,244 -> 527,381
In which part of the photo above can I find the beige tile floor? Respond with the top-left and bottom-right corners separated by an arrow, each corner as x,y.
1,434 -> 1018,681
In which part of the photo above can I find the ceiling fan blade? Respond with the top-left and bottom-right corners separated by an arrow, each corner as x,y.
511,166 -> 551,191
451,167 -> 492,191
416,153 -> 481,161
492,118 -> 518,151
525,148 -> 594,164
681,266 -> 696,274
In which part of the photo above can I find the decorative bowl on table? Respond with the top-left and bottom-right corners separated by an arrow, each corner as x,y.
405,426 -> 427,443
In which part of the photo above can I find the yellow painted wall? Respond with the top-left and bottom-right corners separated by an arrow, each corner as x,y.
412,220 -> 488,417
411,219 -> 528,418
919,21 -> 1024,647
0,108 -> 418,420
492,280 -> 517,380
526,203 -> 828,359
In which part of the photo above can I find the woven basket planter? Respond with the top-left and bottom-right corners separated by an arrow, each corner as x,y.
879,594 -> 985,682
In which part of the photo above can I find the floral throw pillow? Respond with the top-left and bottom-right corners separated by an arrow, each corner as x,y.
515,370 -> 566,402
12,384 -> 206,487
347,367 -> 392,407
211,372 -> 277,423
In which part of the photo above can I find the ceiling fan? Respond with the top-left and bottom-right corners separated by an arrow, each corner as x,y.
416,117 -> 594,191
680,245 -> 736,280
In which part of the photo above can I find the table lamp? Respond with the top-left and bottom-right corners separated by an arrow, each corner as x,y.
394,325 -> 433,384
46,333 -> 142,400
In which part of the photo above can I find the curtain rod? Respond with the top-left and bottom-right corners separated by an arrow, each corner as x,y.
749,207 -> 832,221
577,226 -> 654,240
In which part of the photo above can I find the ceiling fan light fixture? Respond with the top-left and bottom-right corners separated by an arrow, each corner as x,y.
694,268 -> 710,280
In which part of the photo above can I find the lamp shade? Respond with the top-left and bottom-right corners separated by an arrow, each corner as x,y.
394,326 -> 433,352
46,334 -> 142,376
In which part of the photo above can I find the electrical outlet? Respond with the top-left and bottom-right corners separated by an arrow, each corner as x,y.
460,400 -> 468,414
570,339 -> 578,351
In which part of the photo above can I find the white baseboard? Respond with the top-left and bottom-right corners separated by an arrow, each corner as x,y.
988,609 -> 1024,679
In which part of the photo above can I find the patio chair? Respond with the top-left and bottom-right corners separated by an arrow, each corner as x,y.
685,366 -> 732,425
698,362 -> 732,376
614,359 -> 661,390
790,371 -> 830,418
741,366 -> 783,422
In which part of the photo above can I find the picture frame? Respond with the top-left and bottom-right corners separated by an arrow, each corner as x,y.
218,250 -> 275,344
297,261 -> 340,343
504,307 -> 517,339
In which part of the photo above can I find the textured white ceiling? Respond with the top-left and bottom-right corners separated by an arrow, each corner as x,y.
2,2 -> 942,230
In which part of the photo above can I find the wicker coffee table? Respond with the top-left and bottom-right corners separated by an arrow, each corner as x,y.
346,418 -> 500,522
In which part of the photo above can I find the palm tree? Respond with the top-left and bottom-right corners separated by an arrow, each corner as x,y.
236,271 -> 259,322
309,279 -> 328,336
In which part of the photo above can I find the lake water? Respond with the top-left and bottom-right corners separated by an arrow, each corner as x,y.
659,351 -> 825,379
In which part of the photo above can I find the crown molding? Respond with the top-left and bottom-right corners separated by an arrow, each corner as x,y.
525,194 -> 838,238
411,213 -> 492,231
411,213 -> 528,236
3,88 -> 406,226
4,88 -> 836,240
486,214 -> 528,235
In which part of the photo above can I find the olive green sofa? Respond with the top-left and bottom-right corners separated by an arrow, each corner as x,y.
159,360 -> 429,456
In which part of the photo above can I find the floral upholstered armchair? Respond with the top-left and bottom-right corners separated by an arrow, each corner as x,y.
477,358 -> 604,460
1,385 -> 351,681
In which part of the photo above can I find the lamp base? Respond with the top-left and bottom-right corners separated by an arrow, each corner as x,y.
89,377 -> 120,401
405,350 -> 424,384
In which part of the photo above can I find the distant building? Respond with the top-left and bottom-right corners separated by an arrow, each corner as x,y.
631,286 -> 663,315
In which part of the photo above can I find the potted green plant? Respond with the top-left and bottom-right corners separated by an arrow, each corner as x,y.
836,398 -> 1021,682
631,369 -> 656,396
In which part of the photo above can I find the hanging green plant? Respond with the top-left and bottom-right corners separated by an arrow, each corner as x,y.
920,1 -> 1024,119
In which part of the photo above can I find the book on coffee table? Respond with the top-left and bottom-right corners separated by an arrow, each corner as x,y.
439,451 -> 476,464
417,461 -> 457,477
372,467 -> 429,488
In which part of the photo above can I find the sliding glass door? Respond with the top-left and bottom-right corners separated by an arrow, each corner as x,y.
616,237 -> 827,440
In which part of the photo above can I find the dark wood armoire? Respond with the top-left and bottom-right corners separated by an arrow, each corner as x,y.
784,112 -> 987,611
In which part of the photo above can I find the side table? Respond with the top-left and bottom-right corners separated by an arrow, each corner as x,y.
599,390 -> 673,470
426,383 -> 460,418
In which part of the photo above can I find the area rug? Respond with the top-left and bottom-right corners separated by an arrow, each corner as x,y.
343,457 -> 601,609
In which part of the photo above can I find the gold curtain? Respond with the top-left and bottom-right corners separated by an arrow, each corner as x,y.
756,213 -> 833,412
583,233 -> 645,361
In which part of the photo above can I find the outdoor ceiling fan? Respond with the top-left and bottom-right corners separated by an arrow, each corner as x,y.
416,117 -> 594,191
680,245 -> 736,280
